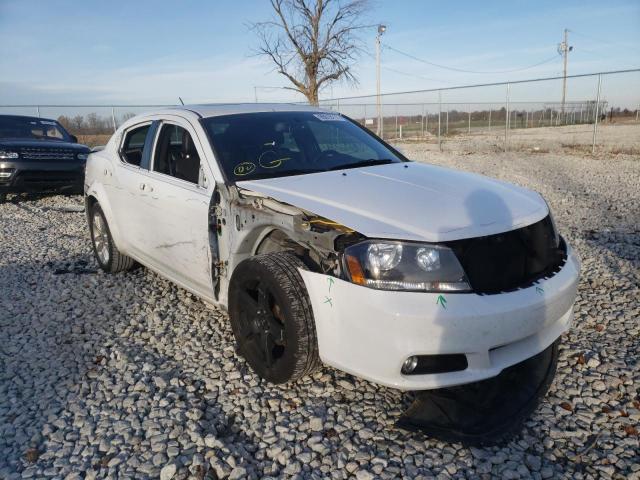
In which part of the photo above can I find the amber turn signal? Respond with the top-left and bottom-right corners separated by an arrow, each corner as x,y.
346,254 -> 366,285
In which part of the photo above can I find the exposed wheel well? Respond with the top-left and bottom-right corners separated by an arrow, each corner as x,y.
85,195 -> 98,223
255,229 -> 321,272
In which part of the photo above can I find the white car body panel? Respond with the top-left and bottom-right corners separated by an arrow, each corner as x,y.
237,162 -> 548,242
84,104 -> 581,391
300,246 -> 580,390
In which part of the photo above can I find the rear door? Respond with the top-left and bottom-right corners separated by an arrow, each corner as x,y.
130,117 -> 216,298
109,121 -> 158,254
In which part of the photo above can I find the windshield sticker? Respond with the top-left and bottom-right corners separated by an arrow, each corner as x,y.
259,151 -> 291,169
233,162 -> 256,176
313,113 -> 345,122
40,120 -> 57,126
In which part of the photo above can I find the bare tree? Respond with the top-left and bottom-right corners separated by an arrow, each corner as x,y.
252,0 -> 369,105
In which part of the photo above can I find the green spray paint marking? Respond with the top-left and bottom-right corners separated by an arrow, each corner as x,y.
323,296 -> 333,308
536,286 -> 544,295
327,277 -> 335,292
436,294 -> 447,309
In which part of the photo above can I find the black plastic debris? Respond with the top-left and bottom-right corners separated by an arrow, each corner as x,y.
397,340 -> 559,446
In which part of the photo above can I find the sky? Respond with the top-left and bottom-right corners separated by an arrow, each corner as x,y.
0,0 -> 639,108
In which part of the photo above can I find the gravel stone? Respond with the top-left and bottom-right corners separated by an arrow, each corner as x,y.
1,140 -> 638,478
160,463 -> 176,480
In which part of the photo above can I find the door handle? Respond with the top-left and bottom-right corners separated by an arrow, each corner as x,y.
140,182 -> 154,192
139,183 -> 145,190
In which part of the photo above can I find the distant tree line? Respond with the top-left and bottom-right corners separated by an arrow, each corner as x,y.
57,112 -> 136,136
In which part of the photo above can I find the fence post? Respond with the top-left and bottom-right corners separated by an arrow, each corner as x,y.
488,105 -> 492,131
468,104 -> 471,134
111,107 -> 117,132
394,105 -> 398,139
36,106 -> 41,118
446,110 -> 449,135
421,104 -> 424,138
381,100 -> 384,139
592,74 -> 602,154
438,91 -> 442,151
425,110 -> 428,137
505,83 -> 510,152
636,103 -> 639,123
525,110 -> 529,128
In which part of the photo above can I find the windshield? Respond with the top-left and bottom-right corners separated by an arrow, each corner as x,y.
0,117 -> 70,141
202,111 -> 405,182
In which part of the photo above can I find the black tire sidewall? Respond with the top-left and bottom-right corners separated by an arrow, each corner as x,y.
229,254 -> 313,384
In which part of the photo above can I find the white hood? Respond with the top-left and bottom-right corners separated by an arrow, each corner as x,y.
236,162 -> 548,242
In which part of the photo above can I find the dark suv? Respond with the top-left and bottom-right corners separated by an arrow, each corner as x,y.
0,115 -> 91,202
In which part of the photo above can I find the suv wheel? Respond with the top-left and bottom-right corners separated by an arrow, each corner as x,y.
90,203 -> 135,273
228,252 -> 320,384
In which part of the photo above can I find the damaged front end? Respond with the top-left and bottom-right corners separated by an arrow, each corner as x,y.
211,184 -> 361,306
213,184 -> 568,446
397,340 -> 559,446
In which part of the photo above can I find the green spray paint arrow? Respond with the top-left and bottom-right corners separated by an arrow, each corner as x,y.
436,294 -> 447,309
536,286 -> 544,295
327,277 -> 335,292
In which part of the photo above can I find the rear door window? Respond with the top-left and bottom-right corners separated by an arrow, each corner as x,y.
120,124 -> 151,166
152,124 -> 202,185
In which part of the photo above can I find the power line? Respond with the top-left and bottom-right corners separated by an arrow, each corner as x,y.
381,66 -> 448,84
317,68 -> 640,102
382,43 -> 561,74
362,49 -> 447,83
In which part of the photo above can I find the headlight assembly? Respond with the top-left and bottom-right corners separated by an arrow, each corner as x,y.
0,151 -> 19,160
343,240 -> 471,292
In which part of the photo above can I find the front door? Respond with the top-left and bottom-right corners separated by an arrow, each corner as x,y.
130,119 -> 215,299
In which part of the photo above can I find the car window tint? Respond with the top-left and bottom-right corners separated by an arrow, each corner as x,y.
153,124 -> 201,185
121,124 -> 150,166
307,121 -> 377,160
203,112 -> 403,182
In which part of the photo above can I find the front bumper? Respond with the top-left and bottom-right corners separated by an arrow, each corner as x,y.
0,160 -> 85,193
300,246 -> 580,391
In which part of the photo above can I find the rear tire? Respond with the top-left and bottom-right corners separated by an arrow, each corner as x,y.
228,252 -> 320,384
89,203 -> 135,273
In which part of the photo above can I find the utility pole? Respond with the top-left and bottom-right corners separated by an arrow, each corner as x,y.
558,28 -> 573,117
376,24 -> 386,136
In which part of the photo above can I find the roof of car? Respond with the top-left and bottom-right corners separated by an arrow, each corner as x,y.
0,114 -> 57,123
168,103 -> 330,118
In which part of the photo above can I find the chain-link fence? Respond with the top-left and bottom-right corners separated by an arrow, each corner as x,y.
318,69 -> 640,153
1,69 -> 638,151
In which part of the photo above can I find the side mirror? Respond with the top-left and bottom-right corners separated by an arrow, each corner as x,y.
70,135 -> 78,143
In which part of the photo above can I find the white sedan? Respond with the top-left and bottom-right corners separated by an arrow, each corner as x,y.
84,104 -> 580,392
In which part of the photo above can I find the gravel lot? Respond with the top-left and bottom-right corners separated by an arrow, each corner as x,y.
1,149 -> 638,479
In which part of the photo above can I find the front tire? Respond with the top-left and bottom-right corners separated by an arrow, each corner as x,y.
228,252 -> 320,384
89,203 -> 135,273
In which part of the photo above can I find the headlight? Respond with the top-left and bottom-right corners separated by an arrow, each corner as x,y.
0,151 -> 19,160
344,240 -> 471,292
77,153 -> 89,160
